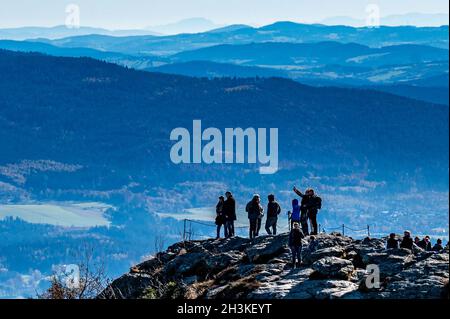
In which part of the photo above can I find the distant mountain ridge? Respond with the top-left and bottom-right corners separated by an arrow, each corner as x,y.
171,41 -> 449,67
0,50 -> 447,191
321,13 -> 450,27
27,22 -> 449,57
0,39 -> 163,69
2,39 -> 447,86
0,25 -> 159,40
145,18 -> 224,35
148,60 -> 449,105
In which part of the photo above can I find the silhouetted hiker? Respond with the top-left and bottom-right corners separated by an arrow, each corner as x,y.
293,187 -> 309,235
265,194 -> 281,235
215,196 -> 226,239
418,236 -> 432,251
432,239 -> 444,252
400,230 -> 414,250
306,189 -> 322,235
246,194 -> 264,239
294,187 -> 322,235
223,191 -> 236,238
386,233 -> 399,249
291,199 -> 301,230
288,222 -> 305,268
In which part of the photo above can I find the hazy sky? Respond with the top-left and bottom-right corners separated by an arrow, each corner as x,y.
0,0 -> 448,29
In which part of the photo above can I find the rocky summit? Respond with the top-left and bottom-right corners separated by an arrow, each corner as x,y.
99,233 -> 449,299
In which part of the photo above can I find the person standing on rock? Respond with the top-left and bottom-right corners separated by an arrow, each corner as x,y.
400,230 -> 414,250
293,187 -> 309,235
215,196 -> 226,239
291,199 -> 301,230
265,194 -> 281,235
223,191 -> 236,238
293,187 -> 322,235
246,194 -> 264,239
288,222 -> 305,268
386,233 -> 399,249
306,189 -> 322,235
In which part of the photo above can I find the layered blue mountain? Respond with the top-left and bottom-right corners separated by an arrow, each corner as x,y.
2,23 -> 447,106
171,42 -> 449,67
154,42 -> 449,104
3,38 -> 448,104
148,60 -> 449,105
30,22 -> 449,56
0,40 -> 161,69
0,50 -> 447,198
149,60 -> 287,78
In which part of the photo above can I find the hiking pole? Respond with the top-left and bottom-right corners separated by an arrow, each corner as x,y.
288,211 -> 292,231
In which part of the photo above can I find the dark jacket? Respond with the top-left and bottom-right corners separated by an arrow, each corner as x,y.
387,238 -> 399,249
418,240 -> 432,251
246,200 -> 263,221
306,195 -> 322,213
295,192 -> 309,216
267,201 -> 281,218
215,201 -> 225,225
432,243 -> 444,252
289,228 -> 304,247
400,236 -> 413,250
223,196 -> 236,221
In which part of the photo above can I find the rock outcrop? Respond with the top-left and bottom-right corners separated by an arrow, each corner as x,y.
99,233 -> 449,299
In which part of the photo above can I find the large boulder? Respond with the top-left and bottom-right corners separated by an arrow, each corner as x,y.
303,246 -> 345,265
313,233 -> 353,249
249,268 -> 314,299
285,279 -> 359,299
361,249 -> 415,278
164,251 -> 213,278
381,253 -> 449,299
311,257 -> 355,280
245,234 -> 289,263
98,273 -> 156,299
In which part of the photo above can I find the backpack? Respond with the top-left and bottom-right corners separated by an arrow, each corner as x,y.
315,196 -> 322,210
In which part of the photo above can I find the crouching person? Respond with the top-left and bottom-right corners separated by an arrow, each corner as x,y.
289,222 -> 305,268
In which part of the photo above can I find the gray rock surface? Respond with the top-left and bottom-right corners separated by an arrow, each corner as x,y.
98,233 -> 449,299
311,256 -> 355,280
